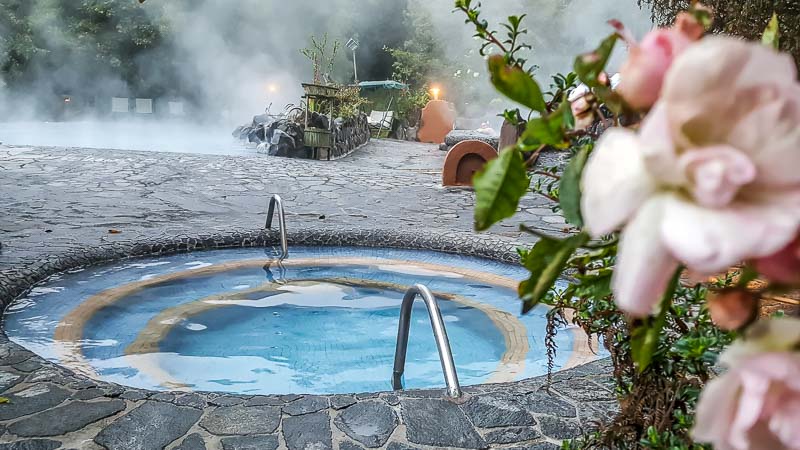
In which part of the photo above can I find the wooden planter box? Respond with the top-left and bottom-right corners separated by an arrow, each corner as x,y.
302,83 -> 339,98
304,127 -> 333,148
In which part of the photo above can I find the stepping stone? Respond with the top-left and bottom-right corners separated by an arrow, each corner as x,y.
386,443 -> 422,450
0,370 -> 23,392
9,400 -> 125,437
461,396 -> 534,428
73,388 -> 104,400
244,396 -> 283,407
94,401 -> 202,450
508,443 -> 561,450
0,440 -> 61,450
334,401 -> 398,448
483,426 -> 541,444
401,398 -> 486,449
0,384 -> 70,421
537,416 -> 583,440
175,433 -> 207,450
200,405 -> 281,435
523,392 -> 577,417
282,395 -> 328,416
283,411 -> 332,450
339,441 -> 365,450
329,395 -> 357,410
221,435 -> 279,450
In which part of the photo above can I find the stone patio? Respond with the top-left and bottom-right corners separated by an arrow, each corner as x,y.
0,140 -> 612,449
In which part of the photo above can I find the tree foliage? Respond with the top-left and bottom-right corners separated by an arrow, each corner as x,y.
0,0 -> 171,98
640,0 -> 800,68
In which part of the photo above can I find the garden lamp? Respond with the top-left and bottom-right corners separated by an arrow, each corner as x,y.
346,38 -> 360,83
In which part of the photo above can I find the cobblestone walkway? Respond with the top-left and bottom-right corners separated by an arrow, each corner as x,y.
0,141 -> 613,450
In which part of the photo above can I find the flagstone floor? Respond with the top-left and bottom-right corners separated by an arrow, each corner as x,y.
0,140 -> 615,450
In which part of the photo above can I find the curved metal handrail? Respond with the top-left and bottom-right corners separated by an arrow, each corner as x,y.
265,194 -> 288,260
392,284 -> 462,398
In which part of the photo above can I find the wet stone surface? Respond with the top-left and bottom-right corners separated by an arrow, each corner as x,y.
0,141 -> 615,448
462,395 -> 535,428
401,398 -> 487,448
199,405 -> 281,436
8,399 -> 125,437
334,401 -> 398,448
175,433 -> 207,450
282,411 -> 333,450
93,401 -> 203,450
220,435 -> 279,450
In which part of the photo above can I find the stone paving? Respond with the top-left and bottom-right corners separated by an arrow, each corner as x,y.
0,140 -> 613,449
0,140 -> 570,270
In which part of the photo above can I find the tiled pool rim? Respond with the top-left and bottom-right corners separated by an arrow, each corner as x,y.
0,227 -> 616,449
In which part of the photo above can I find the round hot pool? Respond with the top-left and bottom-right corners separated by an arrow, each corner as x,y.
4,247 -> 580,395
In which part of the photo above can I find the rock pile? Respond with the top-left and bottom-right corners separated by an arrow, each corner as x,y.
233,111 -> 369,160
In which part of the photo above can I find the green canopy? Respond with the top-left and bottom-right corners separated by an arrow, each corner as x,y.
358,80 -> 408,90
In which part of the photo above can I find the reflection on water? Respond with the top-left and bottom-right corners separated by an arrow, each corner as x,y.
5,247 -> 575,394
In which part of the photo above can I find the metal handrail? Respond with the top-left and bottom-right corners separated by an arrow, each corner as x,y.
392,284 -> 462,398
265,195 -> 288,260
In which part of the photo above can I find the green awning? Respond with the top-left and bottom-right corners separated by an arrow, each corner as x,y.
358,80 -> 408,90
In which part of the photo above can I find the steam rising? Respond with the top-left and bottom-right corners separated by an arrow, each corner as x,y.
0,0 -> 653,152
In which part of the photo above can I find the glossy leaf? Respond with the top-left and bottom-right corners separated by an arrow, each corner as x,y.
559,145 -> 590,227
488,55 -> 546,113
762,12 -> 781,49
518,232 -> 589,313
473,147 -> 531,231
574,34 -> 617,88
518,100 -> 571,150
630,268 -> 683,371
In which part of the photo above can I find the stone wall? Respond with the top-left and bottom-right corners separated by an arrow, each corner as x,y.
330,114 -> 370,160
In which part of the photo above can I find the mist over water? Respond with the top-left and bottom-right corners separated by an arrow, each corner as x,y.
0,0 -> 653,154
0,121 -> 246,155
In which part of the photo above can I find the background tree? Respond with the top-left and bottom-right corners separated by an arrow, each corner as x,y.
639,0 -> 799,68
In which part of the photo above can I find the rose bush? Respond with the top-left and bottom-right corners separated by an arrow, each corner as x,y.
694,318 -> 800,450
457,1 -> 799,447
581,36 -> 800,317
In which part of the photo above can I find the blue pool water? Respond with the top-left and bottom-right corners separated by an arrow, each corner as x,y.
4,247 -> 574,394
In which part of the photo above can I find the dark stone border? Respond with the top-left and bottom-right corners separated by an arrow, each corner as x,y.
0,228 -> 615,449
0,227 -> 521,313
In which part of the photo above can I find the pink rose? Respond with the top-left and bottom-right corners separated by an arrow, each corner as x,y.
581,37 -> 800,316
617,12 -> 703,110
694,318 -> 800,450
754,236 -> 800,285
618,30 -> 692,110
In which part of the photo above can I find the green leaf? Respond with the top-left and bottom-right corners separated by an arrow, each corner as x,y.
518,232 -> 589,313
574,34 -> 617,88
574,270 -> 613,299
689,5 -> 714,30
488,55 -> 547,113
762,12 -> 781,49
473,147 -> 531,231
0,397 -> 8,404
559,145 -> 590,227
518,101 -> 571,150
630,267 -> 683,371
501,108 -> 522,125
